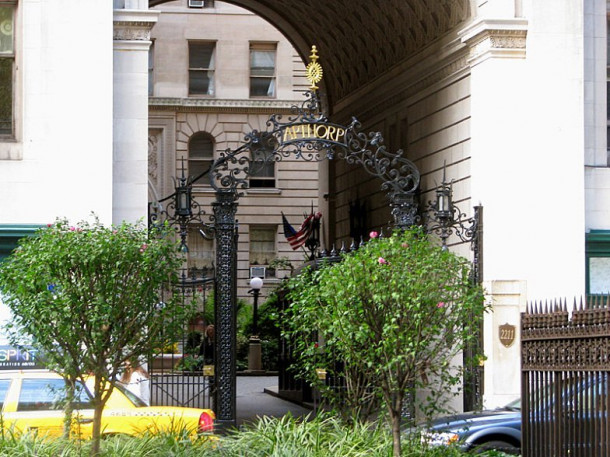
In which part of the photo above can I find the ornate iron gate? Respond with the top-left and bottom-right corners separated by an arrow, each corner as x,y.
148,271 -> 215,410
522,296 -> 610,457
149,46 -> 483,428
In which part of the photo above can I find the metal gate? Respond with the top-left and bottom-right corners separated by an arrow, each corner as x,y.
148,270 -> 215,410
522,296 -> 610,457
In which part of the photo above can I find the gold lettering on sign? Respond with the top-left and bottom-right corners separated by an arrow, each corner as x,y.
281,123 -> 346,144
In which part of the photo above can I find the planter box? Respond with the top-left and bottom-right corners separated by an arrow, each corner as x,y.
151,353 -> 183,371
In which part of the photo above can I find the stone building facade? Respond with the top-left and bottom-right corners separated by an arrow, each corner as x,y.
2,0 -> 610,415
148,1 -> 317,300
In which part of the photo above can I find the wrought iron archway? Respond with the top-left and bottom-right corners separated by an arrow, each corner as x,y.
151,46 -> 482,429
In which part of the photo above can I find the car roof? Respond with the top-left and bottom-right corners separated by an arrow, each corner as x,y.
0,370 -> 59,379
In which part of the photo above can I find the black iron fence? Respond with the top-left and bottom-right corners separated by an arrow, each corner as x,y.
522,296 -> 610,457
149,271 -> 215,410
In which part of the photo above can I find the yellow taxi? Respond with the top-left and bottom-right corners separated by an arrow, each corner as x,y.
0,370 -> 215,438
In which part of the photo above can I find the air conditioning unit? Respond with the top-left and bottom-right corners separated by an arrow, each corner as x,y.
188,0 -> 205,8
250,266 -> 266,278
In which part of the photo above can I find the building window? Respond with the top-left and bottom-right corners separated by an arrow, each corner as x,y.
0,5 -> 14,136
250,43 -> 276,97
188,0 -> 215,8
187,227 -> 215,277
189,132 -> 214,185
189,42 -> 215,96
249,137 -> 276,188
249,226 -> 276,277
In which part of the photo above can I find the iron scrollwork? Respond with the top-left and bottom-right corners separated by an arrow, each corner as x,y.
148,159 -> 216,252
208,89 -> 420,229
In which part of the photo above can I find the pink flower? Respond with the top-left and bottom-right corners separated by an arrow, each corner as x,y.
139,243 -> 148,253
47,223 -> 52,228
314,343 -> 319,349
370,231 -> 379,239
378,257 -> 388,265
437,302 -> 445,308
69,227 -> 76,231
401,243 -> 408,248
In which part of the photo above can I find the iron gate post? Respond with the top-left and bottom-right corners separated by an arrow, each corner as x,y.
213,189 -> 238,430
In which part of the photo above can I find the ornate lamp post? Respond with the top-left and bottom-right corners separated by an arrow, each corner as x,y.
149,158 -> 213,254
247,276 -> 264,372
423,166 -> 483,411
425,167 -> 479,254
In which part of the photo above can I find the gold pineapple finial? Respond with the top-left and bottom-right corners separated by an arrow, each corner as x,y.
305,45 -> 323,90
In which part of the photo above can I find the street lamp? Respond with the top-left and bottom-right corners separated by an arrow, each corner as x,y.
248,276 -> 264,372
423,165 -> 484,411
249,276 -> 263,336
425,165 -> 479,253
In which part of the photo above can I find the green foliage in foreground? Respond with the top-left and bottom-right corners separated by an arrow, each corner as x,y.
0,414 -> 516,457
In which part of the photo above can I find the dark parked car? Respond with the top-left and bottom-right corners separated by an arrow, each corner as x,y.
420,398 -> 521,455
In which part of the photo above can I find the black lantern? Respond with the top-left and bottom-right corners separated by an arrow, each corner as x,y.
175,181 -> 192,218
435,180 -> 453,222
148,157 -> 213,254
425,164 -> 480,252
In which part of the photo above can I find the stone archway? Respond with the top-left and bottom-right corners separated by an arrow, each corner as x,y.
149,0 -> 472,110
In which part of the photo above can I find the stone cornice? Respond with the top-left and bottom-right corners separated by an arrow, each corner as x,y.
148,97 -> 304,113
113,9 -> 160,41
460,18 -> 528,67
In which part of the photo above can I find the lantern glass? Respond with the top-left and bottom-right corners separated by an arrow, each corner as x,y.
176,187 -> 191,216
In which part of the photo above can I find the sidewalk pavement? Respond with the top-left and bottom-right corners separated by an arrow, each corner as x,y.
236,375 -> 312,426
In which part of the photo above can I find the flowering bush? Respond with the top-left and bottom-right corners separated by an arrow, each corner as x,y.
0,216 -> 190,454
284,227 -> 487,457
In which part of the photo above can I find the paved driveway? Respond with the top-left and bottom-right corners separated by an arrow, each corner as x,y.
236,375 -> 312,426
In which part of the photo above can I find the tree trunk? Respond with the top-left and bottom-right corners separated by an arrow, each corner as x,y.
391,410 -> 402,457
91,402 -> 104,456
62,379 -> 75,439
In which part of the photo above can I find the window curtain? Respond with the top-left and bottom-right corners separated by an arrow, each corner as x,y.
207,47 -> 215,96
250,50 -> 275,72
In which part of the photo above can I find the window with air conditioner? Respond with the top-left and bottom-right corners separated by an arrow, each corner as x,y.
249,226 -> 276,278
250,266 -> 266,279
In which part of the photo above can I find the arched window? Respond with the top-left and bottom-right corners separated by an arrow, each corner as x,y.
189,132 -> 214,186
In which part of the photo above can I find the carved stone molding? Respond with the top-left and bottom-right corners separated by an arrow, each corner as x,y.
149,97 -> 302,113
114,21 -> 154,41
148,129 -> 161,183
113,10 -> 159,42
460,18 -> 528,66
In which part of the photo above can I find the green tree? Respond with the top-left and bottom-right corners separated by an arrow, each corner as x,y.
284,227 -> 487,457
0,217 -> 190,456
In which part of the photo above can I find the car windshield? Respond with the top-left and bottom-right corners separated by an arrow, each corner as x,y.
113,382 -> 147,407
503,398 -> 521,411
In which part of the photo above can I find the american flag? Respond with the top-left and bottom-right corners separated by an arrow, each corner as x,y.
281,211 -> 320,250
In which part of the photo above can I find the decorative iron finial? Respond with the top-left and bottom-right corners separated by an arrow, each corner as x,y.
305,45 -> 323,90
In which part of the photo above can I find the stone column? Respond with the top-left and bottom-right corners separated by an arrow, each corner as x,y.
113,8 -> 159,224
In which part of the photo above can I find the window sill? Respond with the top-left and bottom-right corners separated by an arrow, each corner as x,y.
246,188 -> 281,195
0,140 -> 22,160
192,187 -> 281,195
